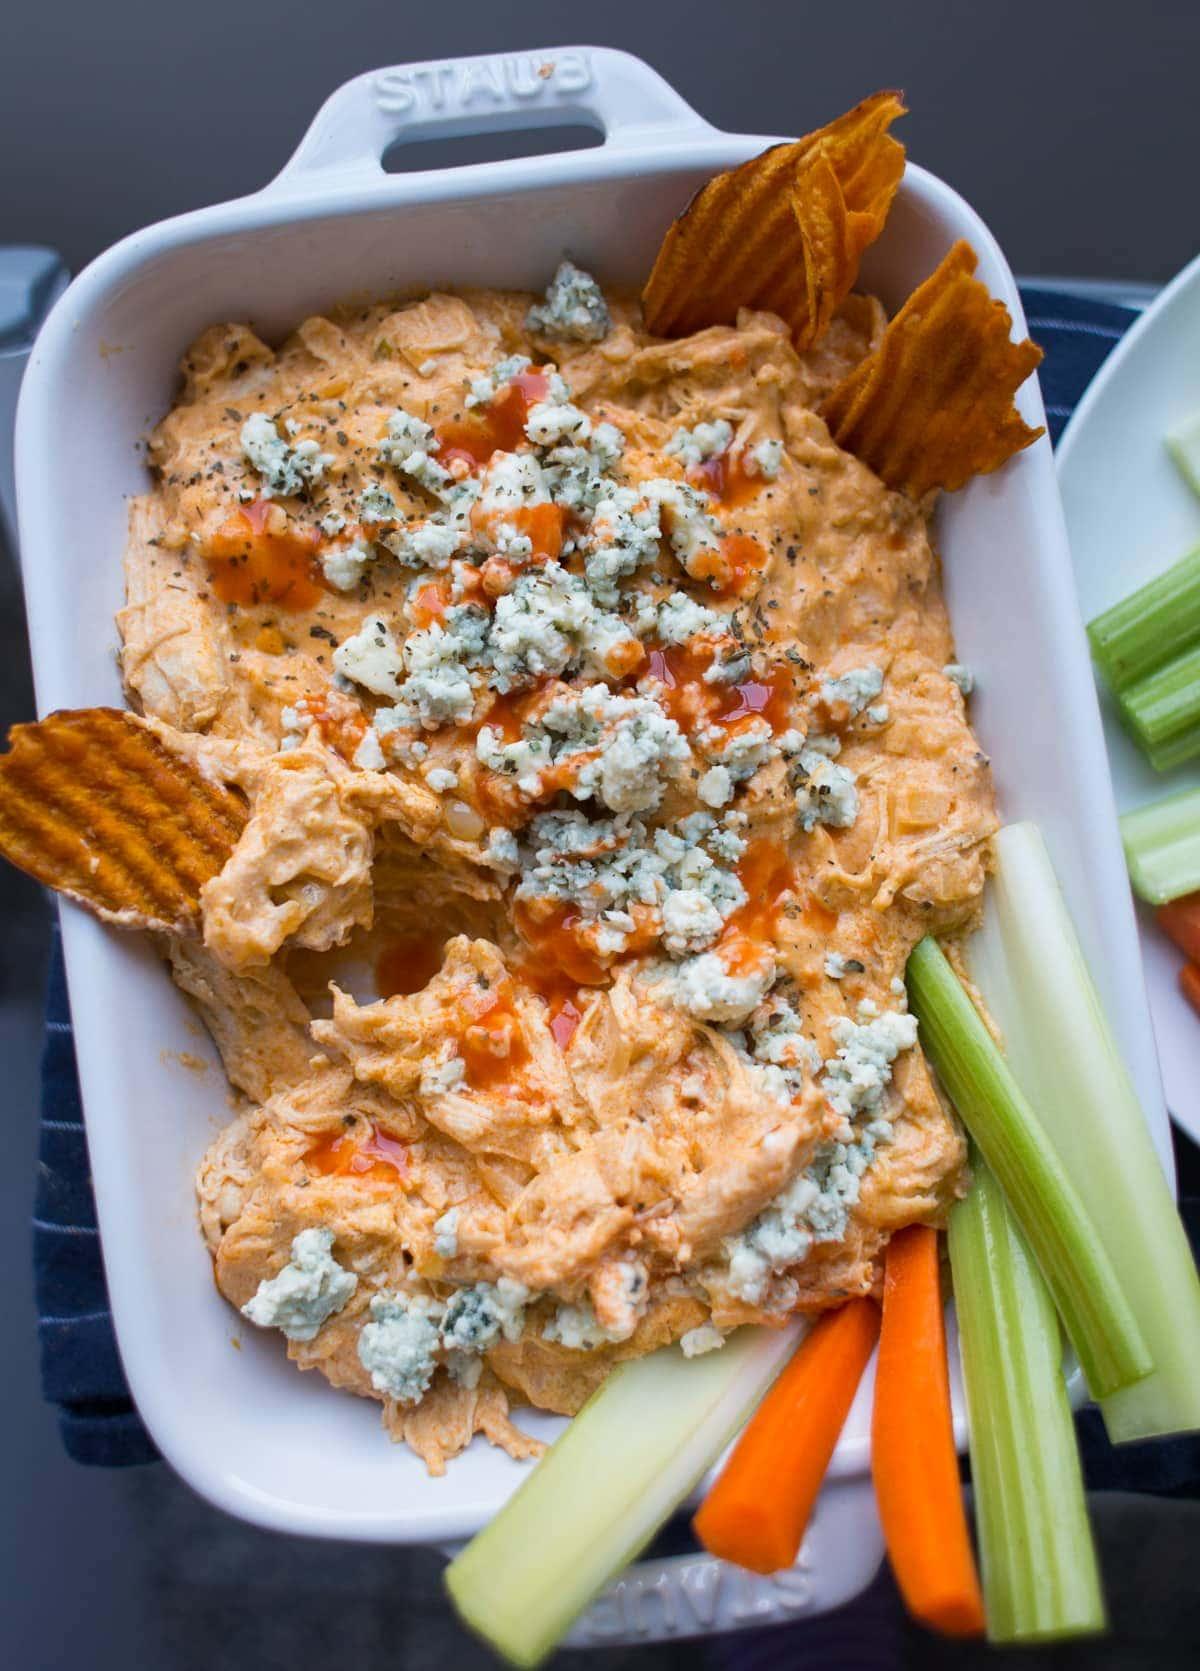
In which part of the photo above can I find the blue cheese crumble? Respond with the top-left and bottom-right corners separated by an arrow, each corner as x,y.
322,539 -> 373,592
440,1279 -> 529,1353
433,1210 -> 459,1258
514,810 -> 747,962
332,615 -> 405,699
358,483 -> 398,524
584,488 -> 663,605
665,419 -> 734,470
944,662 -> 975,696
748,438 -> 784,479
643,478 -> 722,576
476,684 -> 689,814
635,590 -> 726,646
821,1001 -> 919,1123
241,1227 -> 357,1342
481,827 -> 520,873
669,950 -> 776,1025
381,605 -> 490,729
466,354 -> 532,409
697,717 -> 776,787
739,998 -> 824,1104
357,1291 -> 442,1403
792,737 -> 860,832
526,261 -> 611,343
378,408 -> 452,498
525,397 -> 592,449
542,1299 -> 618,1349
385,519 -> 461,572
821,665 -> 884,717
680,1323 -> 726,1357
357,1277 -> 534,1403
419,1053 -> 466,1097
719,997 -> 917,1306
487,563 -> 639,691
240,413 -> 333,499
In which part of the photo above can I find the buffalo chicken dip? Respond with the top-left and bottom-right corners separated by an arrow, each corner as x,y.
120,262 -> 996,1473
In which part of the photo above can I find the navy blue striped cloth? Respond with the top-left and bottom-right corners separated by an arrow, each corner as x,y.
36,920 -> 159,1464
30,286 -> 1193,1492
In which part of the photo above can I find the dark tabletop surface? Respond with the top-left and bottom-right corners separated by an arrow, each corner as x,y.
4,4 -> 1200,1667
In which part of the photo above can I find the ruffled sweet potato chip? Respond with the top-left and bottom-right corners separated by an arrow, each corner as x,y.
0,708 -> 245,933
820,241 -> 1045,496
642,90 -> 906,349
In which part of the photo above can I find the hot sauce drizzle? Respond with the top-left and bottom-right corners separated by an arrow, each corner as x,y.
689,449 -> 767,510
548,997 -> 583,1050
288,691 -> 367,762
515,962 -> 594,1051
511,899 -> 612,987
304,1121 -> 410,1181
461,978 -> 530,1090
687,533 -> 770,597
205,498 -> 324,608
436,370 -> 551,469
641,644 -> 792,734
718,840 -> 795,970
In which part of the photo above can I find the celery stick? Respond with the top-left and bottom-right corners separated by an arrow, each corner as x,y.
1086,543 -> 1200,691
1120,787 -> 1200,903
949,1150 -> 1105,1644
1167,413 -> 1200,499
906,938 -> 1148,1399
970,822 -> 1200,1441
445,1327 -> 798,1667
1117,642 -> 1200,770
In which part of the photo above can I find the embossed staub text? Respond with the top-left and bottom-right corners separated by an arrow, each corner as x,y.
375,53 -> 594,122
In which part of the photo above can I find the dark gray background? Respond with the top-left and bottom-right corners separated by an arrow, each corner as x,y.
3,3 -> 1200,1668
2,0 -> 1199,284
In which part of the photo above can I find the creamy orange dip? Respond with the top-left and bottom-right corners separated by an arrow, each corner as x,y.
121,263 -> 996,1474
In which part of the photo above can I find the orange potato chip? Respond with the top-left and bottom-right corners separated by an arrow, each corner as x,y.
642,91 -> 906,348
819,240 -> 1044,496
0,708 -> 245,933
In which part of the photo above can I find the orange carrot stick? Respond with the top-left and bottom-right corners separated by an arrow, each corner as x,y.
693,1297 -> 879,1574
872,1225 -> 985,1637
1179,961 -> 1200,1019
1157,892 -> 1200,963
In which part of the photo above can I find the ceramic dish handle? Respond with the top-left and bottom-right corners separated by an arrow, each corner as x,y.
270,46 -> 716,192
439,1476 -> 884,1651
566,1477 -> 884,1650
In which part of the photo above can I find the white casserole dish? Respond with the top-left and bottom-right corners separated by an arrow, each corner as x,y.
15,46 -> 1172,1644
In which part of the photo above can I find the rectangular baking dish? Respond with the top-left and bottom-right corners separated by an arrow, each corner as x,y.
15,45 -> 1171,1643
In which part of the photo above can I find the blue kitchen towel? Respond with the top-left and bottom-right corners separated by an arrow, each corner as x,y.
31,286 -> 1194,1486
1019,286 -> 1139,444
35,920 -> 160,1465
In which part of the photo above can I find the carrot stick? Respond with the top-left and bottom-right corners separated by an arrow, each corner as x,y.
1157,892 -> 1200,963
1179,961 -> 1200,1019
692,1297 -> 879,1574
872,1225 -> 985,1637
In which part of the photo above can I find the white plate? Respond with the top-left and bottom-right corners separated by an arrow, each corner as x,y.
13,43 -> 1170,1642
1058,252 -> 1200,1143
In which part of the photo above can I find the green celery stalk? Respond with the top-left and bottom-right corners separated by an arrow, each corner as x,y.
445,1327 -> 799,1667
1120,787 -> 1200,903
1117,642 -> 1200,771
949,1149 -> 1105,1643
1167,413 -> 1200,499
1086,543 -> 1200,691
969,822 -> 1200,1441
906,938 -> 1149,1399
